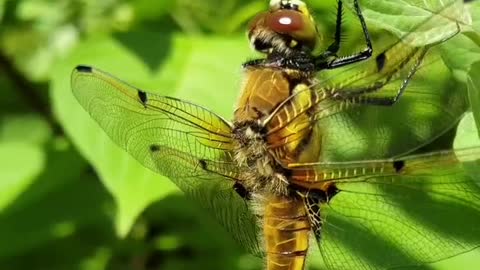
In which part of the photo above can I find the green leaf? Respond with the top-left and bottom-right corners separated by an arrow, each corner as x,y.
441,34 -> 480,82
344,0 -> 471,45
131,0 -> 174,21
222,1 -> 266,34
0,173 -> 113,266
471,0 -> 480,33
0,117 -> 50,205
0,142 -> 94,258
467,61 -> 480,137
0,142 -> 44,211
0,114 -> 52,145
2,139 -> 88,210
137,195 -> 263,270
51,33 -> 252,236
170,0 -> 264,34
432,249 -> 480,270
0,166 -> 111,259
0,0 -> 4,22
455,112 -> 480,148
454,112 -> 480,183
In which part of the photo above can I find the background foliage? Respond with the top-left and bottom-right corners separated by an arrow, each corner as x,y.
1,0 -> 480,269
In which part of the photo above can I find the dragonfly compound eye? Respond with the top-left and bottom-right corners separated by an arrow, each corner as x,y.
248,7 -> 318,54
270,9 -> 318,49
268,10 -> 305,34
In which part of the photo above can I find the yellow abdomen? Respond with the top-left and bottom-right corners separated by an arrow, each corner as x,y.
263,195 -> 310,270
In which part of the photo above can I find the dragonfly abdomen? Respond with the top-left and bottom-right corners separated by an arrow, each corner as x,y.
263,195 -> 310,270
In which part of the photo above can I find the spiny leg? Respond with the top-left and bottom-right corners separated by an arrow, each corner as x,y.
327,20 -> 461,107
324,0 -> 345,56
328,47 -> 427,106
315,0 -> 373,70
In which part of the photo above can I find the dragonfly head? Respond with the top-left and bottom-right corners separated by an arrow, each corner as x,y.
248,0 -> 320,57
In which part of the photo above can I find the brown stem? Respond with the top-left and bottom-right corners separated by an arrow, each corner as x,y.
0,51 -> 63,135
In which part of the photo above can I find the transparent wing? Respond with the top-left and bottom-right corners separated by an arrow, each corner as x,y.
291,147 -> 480,269
319,59 -> 468,162
264,1 -> 469,164
264,56 -> 467,169
71,66 -> 262,255
315,0 -> 470,160
322,0 -> 465,99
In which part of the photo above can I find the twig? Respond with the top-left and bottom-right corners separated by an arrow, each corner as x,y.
0,51 -> 63,135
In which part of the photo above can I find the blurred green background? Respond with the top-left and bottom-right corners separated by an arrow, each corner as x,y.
1,0 -> 480,269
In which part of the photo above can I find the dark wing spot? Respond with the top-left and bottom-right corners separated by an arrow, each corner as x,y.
376,52 -> 386,72
233,182 -> 251,200
75,65 -> 92,73
150,144 -> 160,152
393,160 -> 405,173
198,159 -> 208,170
138,90 -> 148,106
307,184 -> 338,203
325,184 -> 339,201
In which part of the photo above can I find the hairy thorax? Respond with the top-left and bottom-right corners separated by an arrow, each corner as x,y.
232,121 -> 289,195
232,67 -> 318,196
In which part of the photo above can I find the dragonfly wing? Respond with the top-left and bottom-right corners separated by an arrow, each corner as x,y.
150,145 -> 262,256
265,2 -> 469,164
71,66 -> 262,256
320,172 -> 480,270
318,51 -> 467,161
71,66 -> 234,174
291,147 -> 480,269
148,144 -> 263,255
317,0 -> 470,160
265,58 -> 467,168
322,0 -> 464,99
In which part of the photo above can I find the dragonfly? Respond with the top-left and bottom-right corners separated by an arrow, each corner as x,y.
71,0 -> 480,269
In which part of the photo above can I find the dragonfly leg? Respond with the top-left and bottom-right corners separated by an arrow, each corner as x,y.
243,55 -> 316,71
324,0 -> 345,56
329,76 -> 411,106
242,58 -> 267,68
315,0 -> 373,70
330,79 -> 411,106
361,22 -> 462,106
331,47 -> 429,106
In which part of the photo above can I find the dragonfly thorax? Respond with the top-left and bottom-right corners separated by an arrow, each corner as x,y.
232,121 -> 290,195
233,67 -> 318,196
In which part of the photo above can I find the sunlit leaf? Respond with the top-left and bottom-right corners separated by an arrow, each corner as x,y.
467,61 -> 480,136
441,34 -> 480,82
0,114 -> 51,145
470,0 -> 480,33
454,112 -> 480,183
344,0 -> 472,45
0,142 -> 44,211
